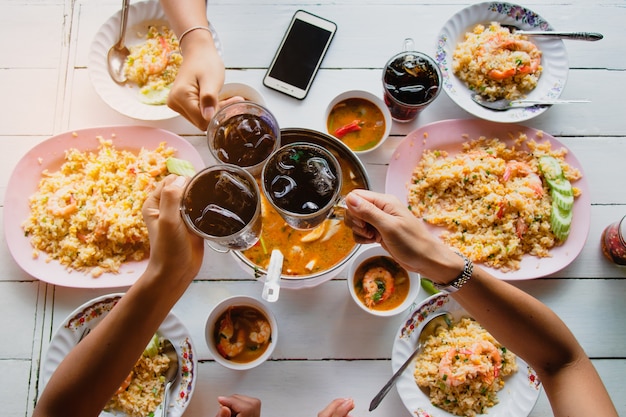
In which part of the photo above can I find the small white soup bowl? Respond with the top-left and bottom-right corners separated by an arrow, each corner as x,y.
347,244 -> 421,317
325,90 -> 392,154
205,295 -> 278,370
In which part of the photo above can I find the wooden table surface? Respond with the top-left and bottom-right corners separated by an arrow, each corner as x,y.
1,1 -> 624,416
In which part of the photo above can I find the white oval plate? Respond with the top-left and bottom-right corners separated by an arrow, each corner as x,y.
41,293 -> 197,417
88,0 -> 222,120
3,125 -> 205,288
435,2 -> 569,123
385,119 -> 591,280
393,293 -> 541,417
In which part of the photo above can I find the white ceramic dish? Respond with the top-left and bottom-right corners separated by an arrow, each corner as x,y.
4,126 -> 205,288
88,0 -> 222,120
385,119 -> 590,280
324,90 -> 392,154
393,292 -> 541,417
41,293 -> 197,417
205,295 -> 278,370
435,2 -> 568,123
347,244 -> 421,317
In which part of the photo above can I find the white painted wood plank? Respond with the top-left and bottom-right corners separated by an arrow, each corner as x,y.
0,359 -> 32,417
0,282 -> 39,358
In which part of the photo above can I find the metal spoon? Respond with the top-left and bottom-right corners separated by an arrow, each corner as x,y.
160,339 -> 179,417
501,24 -> 603,41
107,0 -> 130,84
471,93 -> 590,111
369,311 -> 452,411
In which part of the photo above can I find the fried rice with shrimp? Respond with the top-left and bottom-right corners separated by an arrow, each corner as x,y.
414,317 -> 518,417
22,136 -> 175,277
407,133 -> 581,272
453,22 -> 542,101
124,25 -> 182,104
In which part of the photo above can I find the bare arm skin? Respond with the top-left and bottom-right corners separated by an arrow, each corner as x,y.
343,189 -> 618,417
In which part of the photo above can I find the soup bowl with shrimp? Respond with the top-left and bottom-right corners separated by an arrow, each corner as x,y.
232,128 -> 371,289
348,244 -> 421,317
205,295 -> 278,370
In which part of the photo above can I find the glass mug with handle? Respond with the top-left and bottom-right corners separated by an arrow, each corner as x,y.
180,164 -> 262,251
261,142 -> 344,230
382,38 -> 442,122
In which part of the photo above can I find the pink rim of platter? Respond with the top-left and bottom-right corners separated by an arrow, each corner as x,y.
88,0 -> 222,120
435,2 -> 568,123
393,292 -> 541,417
384,119 -> 590,280
41,293 -> 197,417
4,126 -> 206,288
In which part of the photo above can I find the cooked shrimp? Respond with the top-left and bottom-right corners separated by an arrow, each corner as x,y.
487,39 -> 541,80
137,150 -> 167,177
114,371 -> 133,394
47,186 -> 78,216
502,160 -> 544,197
143,36 -> 171,75
249,319 -> 271,344
362,267 -> 395,308
217,309 -> 245,359
438,340 -> 502,387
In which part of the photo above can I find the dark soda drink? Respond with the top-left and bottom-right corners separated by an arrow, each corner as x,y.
181,166 -> 261,250
213,114 -> 277,168
262,143 -> 342,230
383,51 -> 441,122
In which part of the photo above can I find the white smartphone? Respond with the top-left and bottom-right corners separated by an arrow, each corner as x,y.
263,10 -> 337,100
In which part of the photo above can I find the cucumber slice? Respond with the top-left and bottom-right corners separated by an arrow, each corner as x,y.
538,155 -> 563,180
551,188 -> 574,212
143,333 -> 160,358
550,200 -> 573,241
166,157 -> 196,177
546,176 -> 573,197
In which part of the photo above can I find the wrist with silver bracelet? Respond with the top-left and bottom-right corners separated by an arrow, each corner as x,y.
433,252 -> 473,294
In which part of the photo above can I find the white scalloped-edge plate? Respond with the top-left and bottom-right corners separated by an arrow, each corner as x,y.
88,0 -> 222,120
3,126 -> 205,288
436,2 -> 569,122
41,293 -> 197,417
393,293 -> 542,417
385,119 -> 590,280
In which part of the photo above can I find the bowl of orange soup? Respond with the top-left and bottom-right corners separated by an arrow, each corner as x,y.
325,90 -> 392,154
232,128 -> 371,289
348,244 -> 421,316
205,295 -> 278,370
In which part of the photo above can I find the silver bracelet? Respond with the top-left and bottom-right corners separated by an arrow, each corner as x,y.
178,25 -> 212,53
433,252 -> 473,294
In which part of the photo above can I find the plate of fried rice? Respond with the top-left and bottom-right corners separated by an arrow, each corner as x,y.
393,292 -> 541,417
385,119 -> 590,280
89,0 -> 222,120
4,126 -> 205,288
435,2 -> 569,123
41,293 -> 197,417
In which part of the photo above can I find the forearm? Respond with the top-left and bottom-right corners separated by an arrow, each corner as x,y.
160,0 -> 209,36
34,271 -> 185,417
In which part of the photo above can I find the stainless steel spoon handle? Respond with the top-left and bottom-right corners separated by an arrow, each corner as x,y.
161,381 -> 173,417
117,0 -> 130,48
369,344 -> 422,411
515,31 -> 603,41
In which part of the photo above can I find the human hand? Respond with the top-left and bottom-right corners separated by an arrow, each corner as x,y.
215,395 -> 261,417
142,175 -> 204,287
344,189 -> 462,282
167,31 -> 225,131
317,398 -> 355,417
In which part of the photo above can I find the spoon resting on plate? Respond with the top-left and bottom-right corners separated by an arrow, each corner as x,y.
369,311 -> 452,411
471,93 -> 590,111
500,25 -> 603,41
107,0 -> 131,84
160,339 -> 179,417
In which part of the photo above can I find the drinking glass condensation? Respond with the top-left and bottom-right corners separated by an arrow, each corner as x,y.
262,142 -> 342,230
207,101 -> 280,176
180,165 -> 262,251
382,38 -> 442,122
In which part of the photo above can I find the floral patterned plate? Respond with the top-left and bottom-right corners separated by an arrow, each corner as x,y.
392,292 -> 542,417
435,2 -> 568,123
41,293 -> 197,417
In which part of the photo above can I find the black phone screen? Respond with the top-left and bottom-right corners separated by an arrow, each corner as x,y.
267,19 -> 333,90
